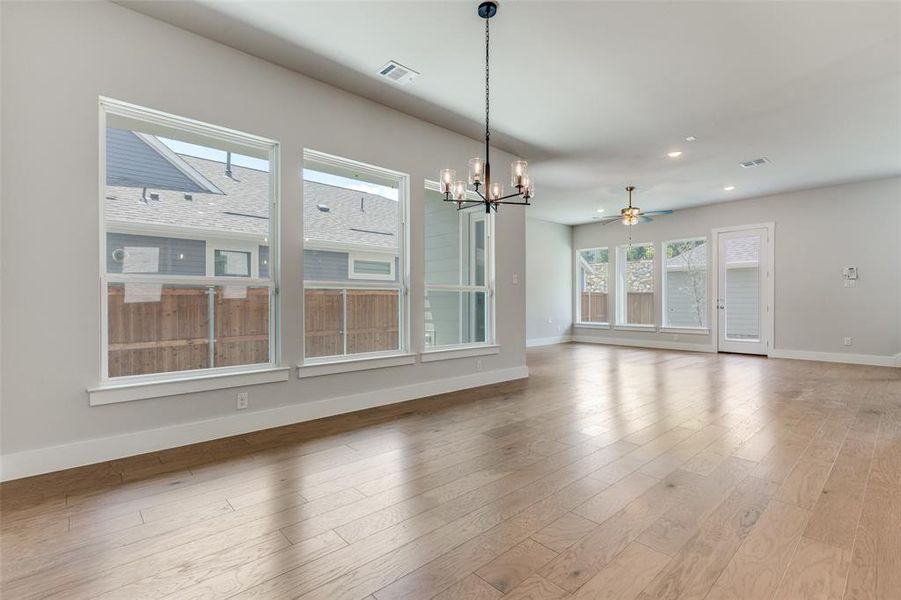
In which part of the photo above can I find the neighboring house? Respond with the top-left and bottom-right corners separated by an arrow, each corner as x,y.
665,239 -> 759,335
105,127 -> 399,283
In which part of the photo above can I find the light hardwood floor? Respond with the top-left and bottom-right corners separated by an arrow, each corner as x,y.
1,343 -> 899,600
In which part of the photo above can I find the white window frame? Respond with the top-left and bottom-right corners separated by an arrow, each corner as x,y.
96,97 -> 281,398
301,149 -> 410,367
422,180 -> 496,353
574,246 -> 610,328
615,242 -> 656,330
661,237 -> 710,333
348,251 -> 395,281
206,239 -> 260,278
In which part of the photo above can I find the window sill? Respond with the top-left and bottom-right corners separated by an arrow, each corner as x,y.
88,366 -> 290,406
420,344 -> 500,363
659,327 -> 710,335
574,322 -> 611,330
613,324 -> 658,333
298,353 -> 416,378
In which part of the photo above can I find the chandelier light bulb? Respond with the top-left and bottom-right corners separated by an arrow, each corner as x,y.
490,181 -> 504,201
511,160 -> 528,188
468,158 -> 485,185
524,179 -> 534,200
439,169 -> 456,194
452,180 -> 467,201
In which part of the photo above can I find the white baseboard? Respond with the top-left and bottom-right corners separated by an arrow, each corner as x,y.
526,335 -> 572,348
571,334 -> 715,353
770,349 -> 899,368
0,365 -> 529,482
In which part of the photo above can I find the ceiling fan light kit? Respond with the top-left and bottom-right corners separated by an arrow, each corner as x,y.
597,186 -> 674,227
439,0 -> 534,214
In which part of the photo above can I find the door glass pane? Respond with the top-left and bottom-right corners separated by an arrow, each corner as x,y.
346,289 -> 400,354
724,235 -> 761,341
424,290 -> 487,348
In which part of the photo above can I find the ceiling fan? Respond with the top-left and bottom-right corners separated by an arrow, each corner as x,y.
594,186 -> 673,225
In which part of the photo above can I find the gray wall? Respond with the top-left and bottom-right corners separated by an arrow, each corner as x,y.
0,1 -> 527,458
573,176 -> 901,358
526,217 -> 573,342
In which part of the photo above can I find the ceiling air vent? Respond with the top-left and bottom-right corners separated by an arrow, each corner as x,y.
740,157 -> 772,169
377,61 -> 419,86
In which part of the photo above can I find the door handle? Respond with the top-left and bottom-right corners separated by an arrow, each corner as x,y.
716,299 -> 725,309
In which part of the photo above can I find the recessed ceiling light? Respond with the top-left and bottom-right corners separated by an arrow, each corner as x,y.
723,185 -> 736,191
685,136 -> 697,142
596,208 -> 605,213
667,151 -> 683,158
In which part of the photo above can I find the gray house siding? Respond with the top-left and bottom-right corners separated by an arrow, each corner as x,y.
106,233 -> 205,276
106,128 -> 208,193
259,246 -> 269,279
304,249 -> 348,281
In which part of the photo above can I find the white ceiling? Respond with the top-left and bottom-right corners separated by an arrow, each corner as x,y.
121,0 -> 901,225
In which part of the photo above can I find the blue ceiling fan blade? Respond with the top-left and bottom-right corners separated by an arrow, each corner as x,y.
640,210 -> 673,216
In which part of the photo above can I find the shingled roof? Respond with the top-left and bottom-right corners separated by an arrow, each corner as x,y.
105,133 -> 398,250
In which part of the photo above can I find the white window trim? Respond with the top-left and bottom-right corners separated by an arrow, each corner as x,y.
423,180 -> 496,352
98,97 -> 281,394
88,366 -> 290,405
302,149 -> 410,364
348,251 -> 395,281
574,246 -> 610,327
613,324 -> 658,332
661,237 -> 709,331
659,326 -> 710,335
207,239 -> 259,278
298,352 -> 416,378
421,344 -> 500,362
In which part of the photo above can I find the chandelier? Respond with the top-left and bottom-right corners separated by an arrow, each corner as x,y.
439,1 -> 534,213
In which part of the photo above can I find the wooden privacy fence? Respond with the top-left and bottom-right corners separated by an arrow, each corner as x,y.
107,285 -> 269,377
580,292 -> 608,323
304,289 -> 399,358
580,292 -> 654,325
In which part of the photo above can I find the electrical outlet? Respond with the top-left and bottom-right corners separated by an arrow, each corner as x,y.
236,392 -> 249,410
843,336 -> 853,346
512,273 -> 519,285
476,359 -> 483,372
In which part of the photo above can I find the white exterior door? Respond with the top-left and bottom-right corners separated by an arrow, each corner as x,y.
716,227 -> 770,355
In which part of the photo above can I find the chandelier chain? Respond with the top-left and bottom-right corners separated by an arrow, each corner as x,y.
485,16 -> 490,148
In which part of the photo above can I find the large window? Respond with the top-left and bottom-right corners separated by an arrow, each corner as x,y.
663,238 -> 708,329
100,99 -> 278,380
576,247 -> 609,324
302,151 -> 408,361
424,184 -> 493,348
616,243 -> 655,326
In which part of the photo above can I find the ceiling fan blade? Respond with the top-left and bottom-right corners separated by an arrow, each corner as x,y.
637,215 -> 654,223
640,210 -> 673,216
602,218 -> 624,225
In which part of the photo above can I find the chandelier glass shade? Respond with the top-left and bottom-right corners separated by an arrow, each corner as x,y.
440,1 -> 534,213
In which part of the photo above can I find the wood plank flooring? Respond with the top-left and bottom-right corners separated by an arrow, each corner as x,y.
1,343 -> 899,599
